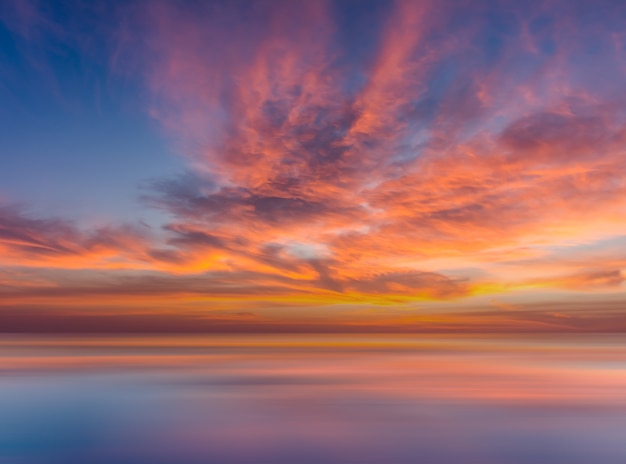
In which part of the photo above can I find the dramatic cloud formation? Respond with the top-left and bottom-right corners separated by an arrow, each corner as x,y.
1,0 -> 626,331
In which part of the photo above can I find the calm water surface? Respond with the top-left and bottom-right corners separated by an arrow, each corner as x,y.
1,334 -> 625,464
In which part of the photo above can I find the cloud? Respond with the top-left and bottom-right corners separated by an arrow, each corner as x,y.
121,0 -> 626,310
0,205 -> 150,267
346,271 -> 467,298
0,305 -> 271,333
164,224 -> 225,249
490,299 -> 522,311
3,0 -> 626,330
501,111 -> 606,154
549,269 -> 625,290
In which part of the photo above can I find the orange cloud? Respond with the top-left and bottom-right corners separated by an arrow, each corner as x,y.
3,0 -> 626,331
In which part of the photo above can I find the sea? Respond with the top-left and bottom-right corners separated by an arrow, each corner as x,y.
1,334 -> 625,463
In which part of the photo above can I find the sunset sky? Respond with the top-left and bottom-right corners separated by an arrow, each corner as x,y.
1,0 -> 626,332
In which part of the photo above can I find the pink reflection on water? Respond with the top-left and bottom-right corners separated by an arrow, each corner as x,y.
0,335 -> 625,463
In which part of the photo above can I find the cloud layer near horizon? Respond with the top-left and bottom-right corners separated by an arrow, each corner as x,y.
1,0 -> 626,331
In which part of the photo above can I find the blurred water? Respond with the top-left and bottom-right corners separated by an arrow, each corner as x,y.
0,334 -> 625,464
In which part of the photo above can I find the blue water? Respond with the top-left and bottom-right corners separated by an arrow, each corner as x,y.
1,334 -> 625,463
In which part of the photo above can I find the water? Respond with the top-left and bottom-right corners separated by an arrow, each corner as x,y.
1,334 -> 625,463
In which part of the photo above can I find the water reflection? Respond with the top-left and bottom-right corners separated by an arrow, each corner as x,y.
1,335 -> 625,463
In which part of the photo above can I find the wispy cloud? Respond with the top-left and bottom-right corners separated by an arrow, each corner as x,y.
2,0 -> 626,330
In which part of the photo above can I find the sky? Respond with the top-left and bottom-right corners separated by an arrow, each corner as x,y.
1,0 -> 626,332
